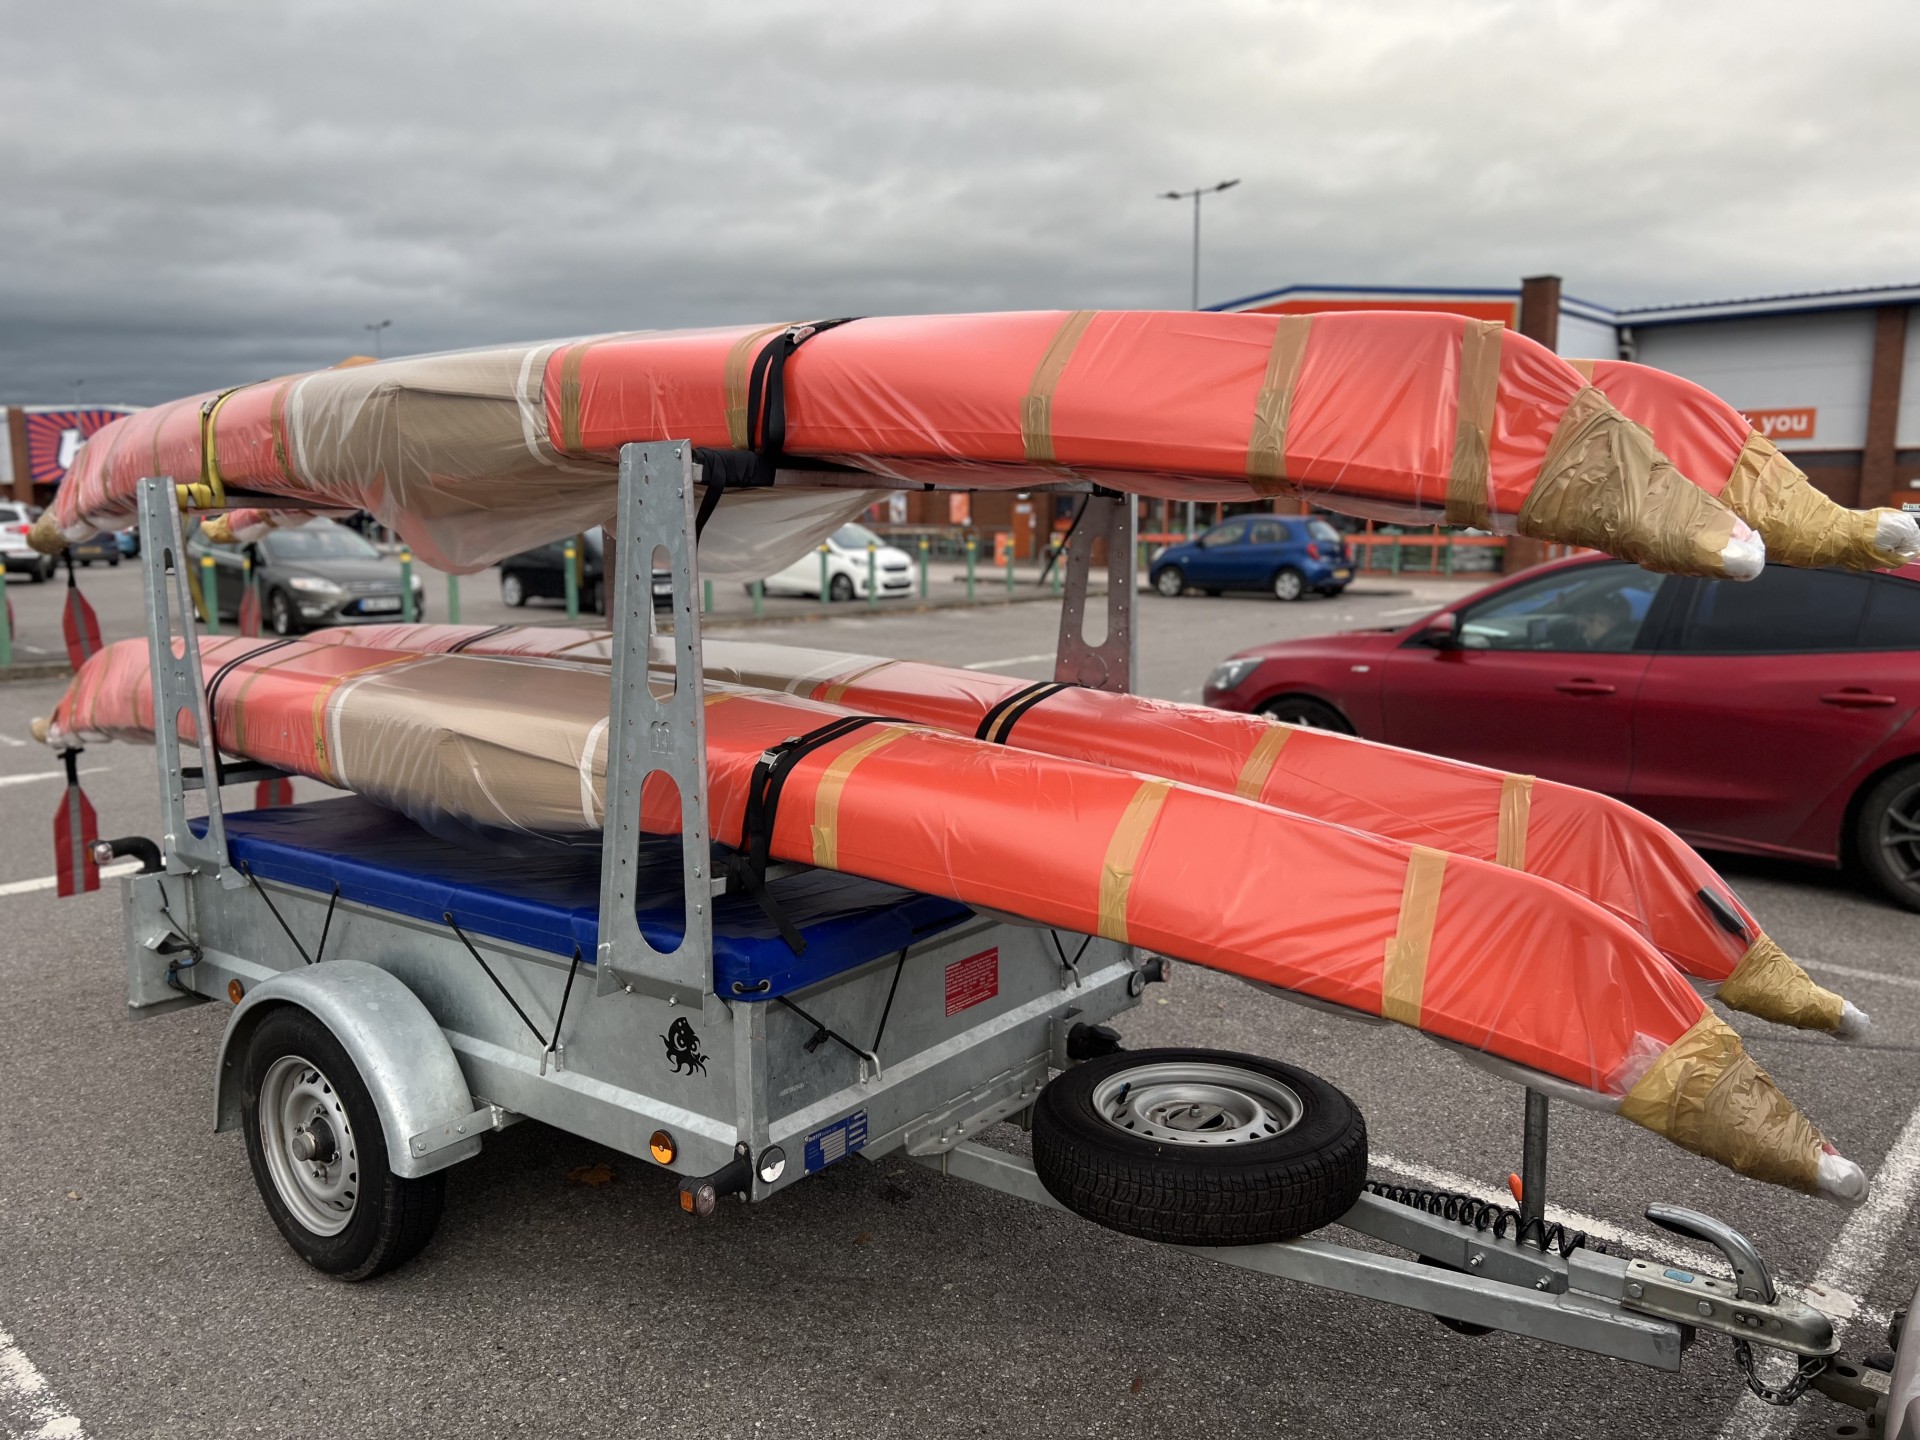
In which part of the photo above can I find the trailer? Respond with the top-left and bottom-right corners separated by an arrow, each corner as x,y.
101,440 -> 1913,1428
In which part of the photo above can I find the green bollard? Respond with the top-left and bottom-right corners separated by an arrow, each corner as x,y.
400,548 -> 416,623
447,572 -> 461,623
0,569 -> 10,669
1050,541 -> 1063,594
917,537 -> 929,599
1443,536 -> 1455,576
866,542 -> 878,611
704,578 -> 713,613
562,540 -> 579,620
1390,541 -> 1403,576
1005,539 -> 1015,595
751,578 -> 763,618
819,543 -> 831,607
200,554 -> 221,634
965,536 -> 976,601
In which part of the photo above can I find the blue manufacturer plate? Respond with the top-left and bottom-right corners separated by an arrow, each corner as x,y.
804,1111 -> 869,1173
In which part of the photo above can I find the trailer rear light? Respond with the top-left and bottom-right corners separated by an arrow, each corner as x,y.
649,1129 -> 677,1165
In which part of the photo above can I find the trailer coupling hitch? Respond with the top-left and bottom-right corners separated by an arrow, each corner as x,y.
90,835 -> 164,874
1618,1204 -> 1837,1406
678,1144 -> 753,1218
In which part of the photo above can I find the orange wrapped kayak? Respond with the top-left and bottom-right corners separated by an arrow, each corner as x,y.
37,311 -> 1769,578
317,623 -> 1862,1039
40,634 -> 1863,1200
1575,358 -> 1920,570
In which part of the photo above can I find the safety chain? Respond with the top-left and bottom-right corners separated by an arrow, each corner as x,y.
1732,1337 -> 1826,1406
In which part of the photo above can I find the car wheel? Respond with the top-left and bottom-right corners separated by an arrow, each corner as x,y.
828,573 -> 855,603
586,580 -> 604,615
1032,1047 -> 1367,1246
1271,567 -> 1306,602
1855,762 -> 1920,911
268,589 -> 299,637
1316,585 -> 1346,598
242,1007 -> 445,1280
1153,566 -> 1186,598
1258,695 -> 1354,734
500,572 -> 527,608
79,557 -> 92,568
109,553 -> 121,566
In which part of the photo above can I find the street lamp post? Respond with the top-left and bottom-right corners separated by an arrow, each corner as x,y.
364,319 -> 392,359
1158,179 -> 1240,311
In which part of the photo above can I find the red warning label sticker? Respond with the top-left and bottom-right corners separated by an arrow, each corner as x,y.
944,947 -> 999,1016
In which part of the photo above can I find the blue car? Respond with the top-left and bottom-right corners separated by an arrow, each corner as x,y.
1149,515 -> 1354,602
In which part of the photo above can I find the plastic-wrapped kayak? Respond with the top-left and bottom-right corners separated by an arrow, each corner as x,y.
36,311 -> 1776,579
39,634 -> 1863,1201
317,623 -> 1863,1039
1572,358 -> 1920,570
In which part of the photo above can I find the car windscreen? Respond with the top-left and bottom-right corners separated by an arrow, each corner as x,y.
1308,520 -> 1342,545
264,527 -> 381,562
832,524 -> 881,549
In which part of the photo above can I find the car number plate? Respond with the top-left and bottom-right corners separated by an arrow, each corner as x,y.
1332,568 -> 1351,580
359,597 -> 402,613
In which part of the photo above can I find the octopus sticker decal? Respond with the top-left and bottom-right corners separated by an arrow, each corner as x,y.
662,1017 -> 707,1077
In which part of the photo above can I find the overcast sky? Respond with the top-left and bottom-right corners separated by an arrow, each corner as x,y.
4,0 -> 1914,403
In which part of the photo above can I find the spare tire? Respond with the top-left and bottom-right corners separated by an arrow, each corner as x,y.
1032,1048 -> 1366,1246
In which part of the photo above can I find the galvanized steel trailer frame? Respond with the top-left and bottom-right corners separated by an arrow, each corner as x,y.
115,439 -> 1857,1402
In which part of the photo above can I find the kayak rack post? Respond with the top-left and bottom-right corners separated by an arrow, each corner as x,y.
594,441 -> 714,1004
1521,1087 -> 1549,1229
1053,494 -> 1137,694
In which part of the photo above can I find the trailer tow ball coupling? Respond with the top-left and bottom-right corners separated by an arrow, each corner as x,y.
678,1144 -> 754,1218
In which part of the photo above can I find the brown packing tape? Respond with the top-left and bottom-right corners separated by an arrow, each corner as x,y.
1234,722 -> 1294,799
809,726 -> 913,868
1246,315 -> 1314,495
725,324 -> 795,450
27,512 -> 66,555
1445,320 -> 1504,530
1382,846 -> 1447,1026
1618,1012 -> 1822,1193
1722,432 -> 1908,570
817,659 -> 899,706
557,342 -> 592,454
1516,387 -> 1742,577
1021,311 -> 1097,465
1716,932 -> 1848,1033
1496,774 -> 1533,870
1566,358 -> 1596,380
1097,779 -> 1173,943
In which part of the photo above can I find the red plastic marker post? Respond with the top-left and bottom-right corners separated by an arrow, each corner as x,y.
61,557 -> 102,671
253,777 -> 294,809
54,749 -> 100,897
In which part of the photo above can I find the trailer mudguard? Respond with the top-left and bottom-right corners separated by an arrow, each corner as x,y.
213,959 -> 481,1178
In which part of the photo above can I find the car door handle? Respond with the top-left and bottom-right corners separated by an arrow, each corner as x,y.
1820,689 -> 1898,708
1554,679 -> 1617,696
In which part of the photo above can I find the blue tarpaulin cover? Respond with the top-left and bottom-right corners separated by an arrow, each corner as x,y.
202,797 -> 972,999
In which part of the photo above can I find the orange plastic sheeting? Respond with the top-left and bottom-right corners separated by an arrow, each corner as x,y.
325,624 -> 1854,1032
39,312 -> 1756,578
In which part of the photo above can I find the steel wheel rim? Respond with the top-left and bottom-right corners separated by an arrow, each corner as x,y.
258,1054 -> 359,1236
1879,778 -> 1920,888
1091,1060 -> 1303,1146
1273,571 -> 1303,600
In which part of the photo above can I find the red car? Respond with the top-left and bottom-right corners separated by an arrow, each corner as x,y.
1202,553 -> 1920,908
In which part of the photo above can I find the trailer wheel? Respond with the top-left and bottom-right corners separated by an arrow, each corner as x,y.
1032,1048 -> 1366,1246
241,1007 -> 445,1280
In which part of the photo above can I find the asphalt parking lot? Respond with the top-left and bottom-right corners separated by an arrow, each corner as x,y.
2,561 -> 1918,1439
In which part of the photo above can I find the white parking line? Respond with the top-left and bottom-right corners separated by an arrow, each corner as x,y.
0,735 -> 26,748
0,769 -> 105,789
1712,1099 -> 1920,1439
960,653 -> 1057,671
0,1328 -> 87,1439
1806,959 -> 1920,992
0,861 -> 139,898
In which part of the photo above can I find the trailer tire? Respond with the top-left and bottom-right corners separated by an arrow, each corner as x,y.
1032,1048 -> 1365,1246
241,1007 -> 445,1280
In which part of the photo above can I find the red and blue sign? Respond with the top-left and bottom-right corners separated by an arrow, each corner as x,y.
24,408 -> 136,488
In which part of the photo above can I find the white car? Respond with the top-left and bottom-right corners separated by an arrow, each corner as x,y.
759,523 -> 915,602
0,502 -> 56,582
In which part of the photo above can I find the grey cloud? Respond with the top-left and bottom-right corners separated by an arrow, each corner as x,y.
3,0 -> 1914,403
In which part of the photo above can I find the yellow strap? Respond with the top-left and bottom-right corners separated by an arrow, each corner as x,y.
1234,723 -> 1294,800
809,726 -> 912,868
1445,320 -> 1504,529
725,324 -> 795,449
1382,846 -> 1447,1026
1021,311 -> 1097,464
1097,779 -> 1173,943
181,387 -> 241,511
1247,315 -> 1314,494
817,659 -> 899,706
1496,774 -> 1534,870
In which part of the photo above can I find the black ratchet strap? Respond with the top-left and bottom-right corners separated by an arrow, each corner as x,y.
203,636 -> 297,786
445,623 -> 512,654
973,680 -> 1071,745
690,317 -> 860,543
728,712 -> 897,956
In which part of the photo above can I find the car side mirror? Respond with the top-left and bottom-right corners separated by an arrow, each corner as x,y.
1419,613 -> 1460,649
